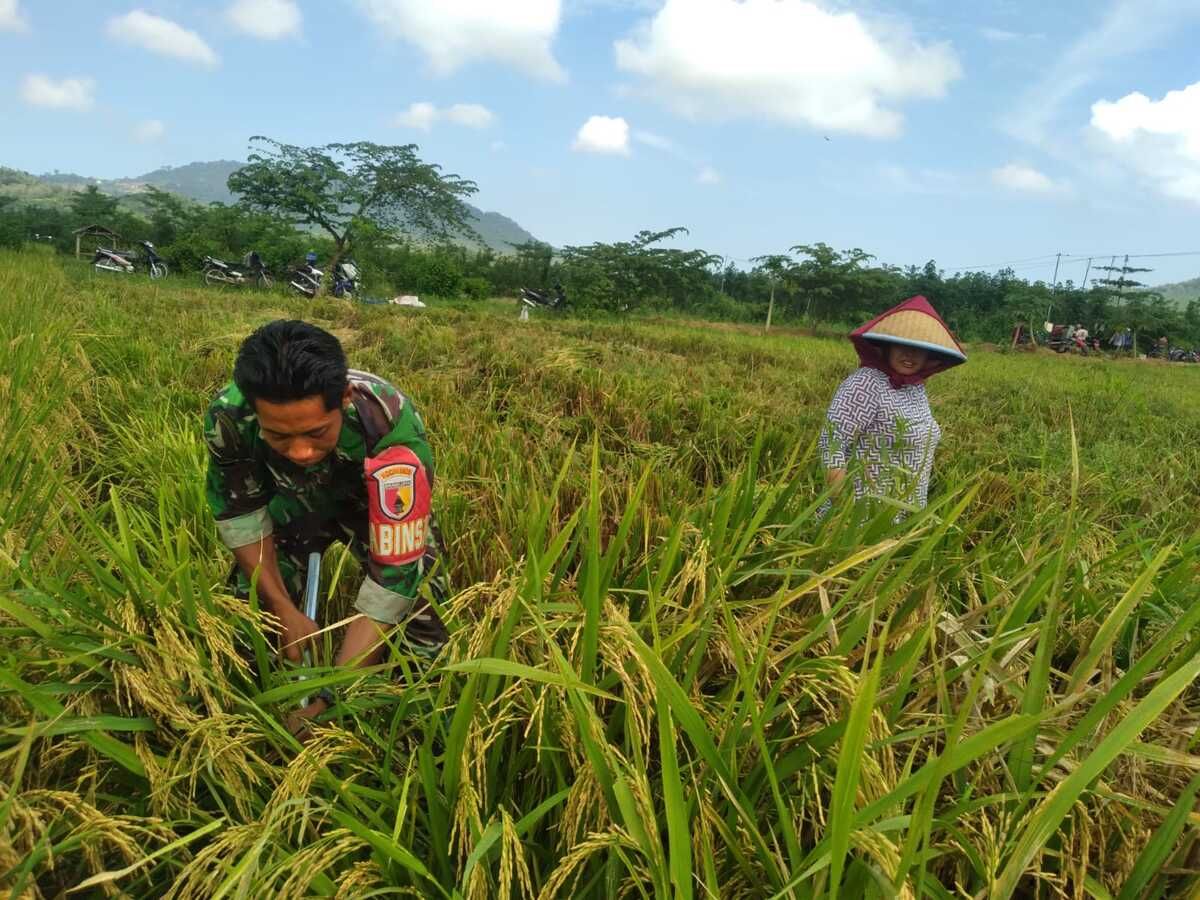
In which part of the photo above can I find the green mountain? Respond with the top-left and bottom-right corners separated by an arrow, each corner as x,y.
5,160 -> 540,251
1153,277 -> 1200,307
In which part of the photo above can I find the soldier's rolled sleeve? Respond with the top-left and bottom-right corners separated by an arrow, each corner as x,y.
354,576 -> 416,625
215,506 -> 274,549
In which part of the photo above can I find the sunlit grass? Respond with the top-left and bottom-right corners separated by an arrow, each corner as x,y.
2,248 -> 1200,897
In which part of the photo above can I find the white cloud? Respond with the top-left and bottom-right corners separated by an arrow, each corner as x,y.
1090,82 -> 1200,204
0,0 -> 28,32
225,0 -> 301,39
20,74 -> 95,110
133,119 -> 166,142
106,10 -> 219,67
490,140 -> 506,152
356,0 -> 565,81
632,129 -> 675,152
1003,0 -> 1200,150
614,0 -> 960,138
393,101 -> 495,130
572,115 -> 631,155
632,129 -> 720,184
443,103 -> 494,128
394,101 -> 438,130
991,163 -> 1059,194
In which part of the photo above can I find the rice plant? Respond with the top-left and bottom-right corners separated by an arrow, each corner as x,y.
2,248 -> 1200,898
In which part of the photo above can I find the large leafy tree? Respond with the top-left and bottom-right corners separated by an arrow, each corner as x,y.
788,243 -> 883,320
227,137 -> 478,290
560,227 -> 720,312
68,184 -> 120,224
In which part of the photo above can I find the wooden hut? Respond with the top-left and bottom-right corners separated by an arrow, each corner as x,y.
73,224 -> 122,259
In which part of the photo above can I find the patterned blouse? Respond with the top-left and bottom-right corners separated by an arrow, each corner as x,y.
818,367 -> 942,510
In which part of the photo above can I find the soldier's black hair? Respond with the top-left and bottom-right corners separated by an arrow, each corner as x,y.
234,320 -> 348,411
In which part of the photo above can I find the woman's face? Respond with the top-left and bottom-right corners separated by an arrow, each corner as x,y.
885,343 -> 930,376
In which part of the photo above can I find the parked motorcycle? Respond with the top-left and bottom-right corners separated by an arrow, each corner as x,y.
244,251 -> 273,289
201,251 -> 273,288
520,283 -> 567,311
201,255 -> 248,287
332,260 -> 358,299
289,253 -> 323,298
92,241 -> 167,279
1045,323 -> 1092,355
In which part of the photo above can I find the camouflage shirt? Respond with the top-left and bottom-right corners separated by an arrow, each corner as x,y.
204,369 -> 441,604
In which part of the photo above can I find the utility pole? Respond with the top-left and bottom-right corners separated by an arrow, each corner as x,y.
1046,251 -> 1063,322
765,278 -> 775,332
1081,257 -> 1093,291
1093,254 -> 1153,356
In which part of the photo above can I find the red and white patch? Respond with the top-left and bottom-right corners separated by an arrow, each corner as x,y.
365,447 -> 431,566
372,462 -> 416,521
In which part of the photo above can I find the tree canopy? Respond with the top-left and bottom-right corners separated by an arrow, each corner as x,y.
227,137 -> 479,281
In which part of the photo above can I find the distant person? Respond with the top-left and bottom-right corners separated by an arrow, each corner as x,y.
204,320 -> 450,735
819,296 -> 967,516
1073,325 -> 1089,352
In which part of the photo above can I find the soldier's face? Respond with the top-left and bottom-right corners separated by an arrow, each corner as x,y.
255,389 -> 350,467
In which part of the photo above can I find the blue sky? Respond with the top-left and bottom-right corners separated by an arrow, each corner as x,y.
3,0 -> 1200,283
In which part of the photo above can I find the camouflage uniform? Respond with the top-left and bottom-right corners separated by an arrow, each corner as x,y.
204,369 -> 449,656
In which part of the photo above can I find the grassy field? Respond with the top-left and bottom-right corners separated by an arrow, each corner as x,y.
3,247 -> 1200,898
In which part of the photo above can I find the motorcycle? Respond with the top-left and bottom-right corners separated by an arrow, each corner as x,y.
1045,323 -> 1093,355
245,251 -> 273,289
201,252 -> 273,289
93,241 -> 168,279
289,254 -> 323,298
332,260 -> 358,299
520,283 -> 567,311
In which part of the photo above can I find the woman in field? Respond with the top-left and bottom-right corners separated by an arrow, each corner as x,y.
819,295 -> 966,515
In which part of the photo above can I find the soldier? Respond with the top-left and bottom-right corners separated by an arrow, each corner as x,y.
204,320 -> 449,731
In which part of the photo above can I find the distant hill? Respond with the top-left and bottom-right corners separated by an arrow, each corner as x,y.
5,160 -> 539,251
1153,276 -> 1200,307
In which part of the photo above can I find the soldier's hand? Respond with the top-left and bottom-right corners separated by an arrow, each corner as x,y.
281,610 -> 319,662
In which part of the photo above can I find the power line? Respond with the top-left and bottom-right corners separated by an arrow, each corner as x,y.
1064,250 -> 1200,261
939,248 -> 1200,277
946,253 -> 1061,271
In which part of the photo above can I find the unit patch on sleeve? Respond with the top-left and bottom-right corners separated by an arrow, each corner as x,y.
366,447 -> 431,566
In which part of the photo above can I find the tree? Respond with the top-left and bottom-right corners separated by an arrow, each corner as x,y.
559,227 -> 721,312
511,239 -> 555,288
788,243 -> 882,320
135,186 -> 196,246
750,254 -> 794,331
227,137 -> 478,292
69,184 -> 119,224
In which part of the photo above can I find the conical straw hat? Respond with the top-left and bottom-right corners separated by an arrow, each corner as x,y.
861,308 -> 966,362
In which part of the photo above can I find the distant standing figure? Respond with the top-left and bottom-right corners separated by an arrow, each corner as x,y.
819,296 -> 967,514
